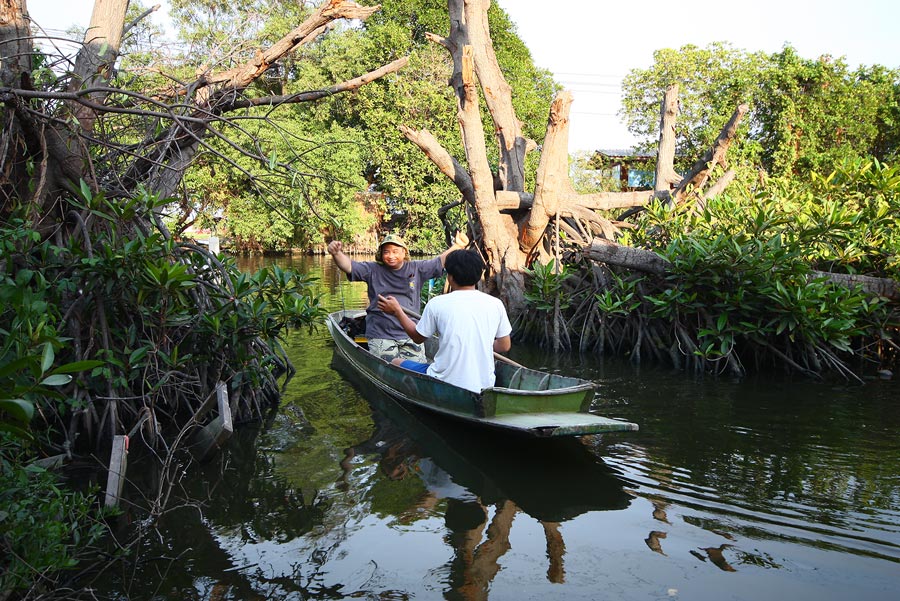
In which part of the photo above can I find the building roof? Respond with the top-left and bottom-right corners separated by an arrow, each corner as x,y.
595,148 -> 656,159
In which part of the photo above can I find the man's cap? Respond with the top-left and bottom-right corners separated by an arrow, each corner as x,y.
378,233 -> 408,250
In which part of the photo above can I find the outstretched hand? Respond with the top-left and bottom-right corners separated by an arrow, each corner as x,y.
452,230 -> 469,249
377,294 -> 402,316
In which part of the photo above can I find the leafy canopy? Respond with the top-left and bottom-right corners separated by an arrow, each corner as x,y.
620,43 -> 900,177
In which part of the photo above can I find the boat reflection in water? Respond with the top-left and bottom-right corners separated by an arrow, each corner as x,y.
333,352 -> 633,597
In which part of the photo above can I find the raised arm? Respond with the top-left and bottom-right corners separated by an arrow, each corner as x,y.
438,231 -> 469,266
327,240 -> 352,275
377,294 -> 427,343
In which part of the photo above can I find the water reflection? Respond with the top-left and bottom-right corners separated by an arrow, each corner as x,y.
587,369 -> 900,567
333,351 -> 633,598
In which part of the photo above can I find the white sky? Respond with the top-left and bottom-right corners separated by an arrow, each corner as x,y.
27,0 -> 900,152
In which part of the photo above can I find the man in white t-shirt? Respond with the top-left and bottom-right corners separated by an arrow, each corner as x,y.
377,250 -> 512,393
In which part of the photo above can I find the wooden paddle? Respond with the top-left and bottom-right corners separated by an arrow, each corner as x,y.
399,305 -> 526,369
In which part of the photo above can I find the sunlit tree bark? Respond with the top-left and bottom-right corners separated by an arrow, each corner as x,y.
403,0 -> 745,316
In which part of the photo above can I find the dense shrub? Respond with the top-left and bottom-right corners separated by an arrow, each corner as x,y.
0,185 -> 328,597
557,159 -> 900,378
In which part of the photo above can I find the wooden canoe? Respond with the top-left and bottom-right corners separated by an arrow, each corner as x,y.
326,311 -> 639,438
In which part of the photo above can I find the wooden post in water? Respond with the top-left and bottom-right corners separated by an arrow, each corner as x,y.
192,381 -> 233,462
104,435 -> 129,508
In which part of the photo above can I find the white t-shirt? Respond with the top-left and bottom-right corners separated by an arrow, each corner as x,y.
414,290 -> 512,393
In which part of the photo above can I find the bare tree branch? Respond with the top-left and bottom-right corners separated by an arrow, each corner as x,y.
674,104 -> 748,204
399,125 -> 475,205
229,57 -> 409,110
122,3 -> 161,38
202,0 -> 381,89
459,0 -> 529,192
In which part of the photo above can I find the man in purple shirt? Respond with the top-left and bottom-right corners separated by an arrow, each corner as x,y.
327,231 -> 467,361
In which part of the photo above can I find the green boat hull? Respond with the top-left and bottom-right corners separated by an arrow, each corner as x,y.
327,311 -> 639,437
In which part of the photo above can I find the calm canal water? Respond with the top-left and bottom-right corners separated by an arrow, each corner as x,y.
92,254 -> 899,600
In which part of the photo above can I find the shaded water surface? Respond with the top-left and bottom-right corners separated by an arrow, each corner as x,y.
92,255 -> 899,600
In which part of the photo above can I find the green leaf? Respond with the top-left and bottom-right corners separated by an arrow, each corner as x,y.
0,421 -> 33,440
0,398 -> 35,423
40,374 -> 72,387
0,357 -> 34,379
48,360 -> 104,375
15,268 -> 34,286
41,342 -> 55,373
129,348 -> 148,364
717,313 -> 727,331
79,179 -> 92,203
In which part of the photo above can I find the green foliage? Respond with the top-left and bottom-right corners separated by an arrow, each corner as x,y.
621,42 -> 765,165
658,232 -> 877,359
350,0 -> 556,251
0,181 -> 330,594
162,0 -> 555,253
0,455 -> 109,596
756,49 -> 899,175
524,260 -> 573,311
0,221 -> 110,598
593,272 -> 643,317
174,109 -> 372,252
620,43 -> 900,177
518,259 -> 574,349
2,186 -> 327,445
0,221 -> 102,442
130,0 -> 558,255
587,159 -> 900,376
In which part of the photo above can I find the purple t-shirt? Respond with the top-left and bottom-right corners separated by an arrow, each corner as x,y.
349,257 -> 444,340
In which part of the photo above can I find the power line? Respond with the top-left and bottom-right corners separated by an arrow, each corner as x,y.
557,81 -> 622,89
554,71 -> 627,78
563,90 -> 624,97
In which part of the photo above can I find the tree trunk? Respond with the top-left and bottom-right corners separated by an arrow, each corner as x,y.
654,84 -> 681,206
520,91 -> 573,255
404,1 -> 746,321
462,1 -> 528,193
585,238 -> 900,300
583,238 -> 670,275
415,1 -> 626,314
0,0 -> 35,206
0,0 -> 31,82
443,1 -> 527,311
67,0 -> 128,132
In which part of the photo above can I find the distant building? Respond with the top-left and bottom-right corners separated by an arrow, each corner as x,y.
590,148 -> 656,191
